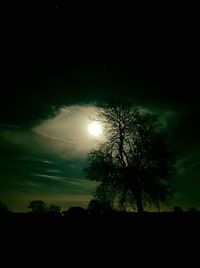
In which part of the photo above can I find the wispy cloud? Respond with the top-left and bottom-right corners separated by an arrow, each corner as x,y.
0,123 -> 20,129
31,173 -> 68,183
35,132 -> 75,145
45,169 -> 62,173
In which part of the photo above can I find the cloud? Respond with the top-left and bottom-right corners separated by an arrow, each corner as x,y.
0,105 -> 103,161
1,102 -> 200,211
33,104 -> 104,158
0,107 -> 101,211
0,63 -> 191,126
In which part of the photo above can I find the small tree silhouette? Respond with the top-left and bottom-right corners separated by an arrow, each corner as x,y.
0,201 -> 10,215
67,206 -> 87,216
48,204 -> 61,215
173,206 -> 183,213
188,207 -> 198,214
28,200 -> 47,214
88,199 -> 112,214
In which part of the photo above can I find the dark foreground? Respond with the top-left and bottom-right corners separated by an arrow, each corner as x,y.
1,212 -> 199,263
1,211 -> 200,238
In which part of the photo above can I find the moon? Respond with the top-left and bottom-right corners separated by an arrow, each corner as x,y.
88,121 -> 102,136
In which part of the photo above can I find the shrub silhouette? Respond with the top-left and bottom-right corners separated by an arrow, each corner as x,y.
188,207 -> 198,214
67,206 -> 87,217
28,200 -> 47,214
0,201 -> 10,215
88,199 -> 112,214
173,206 -> 183,213
48,205 -> 61,215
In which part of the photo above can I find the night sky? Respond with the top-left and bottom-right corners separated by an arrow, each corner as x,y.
0,2 -> 199,211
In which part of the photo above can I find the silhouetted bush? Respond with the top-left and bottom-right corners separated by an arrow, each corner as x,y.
88,199 -> 112,214
0,201 -> 10,215
188,207 -> 198,214
28,200 -> 47,214
67,206 -> 87,217
173,206 -> 183,213
48,204 -> 61,216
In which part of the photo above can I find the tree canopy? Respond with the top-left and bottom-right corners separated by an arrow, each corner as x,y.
28,200 -> 47,214
0,201 -> 10,215
85,103 -> 176,212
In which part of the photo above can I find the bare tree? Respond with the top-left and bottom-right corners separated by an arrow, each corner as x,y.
85,103 -> 175,213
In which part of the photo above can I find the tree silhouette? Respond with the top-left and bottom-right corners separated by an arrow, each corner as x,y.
85,103 -> 176,213
173,206 -> 183,213
67,206 -> 87,216
28,200 -> 47,214
88,199 -> 112,214
188,207 -> 198,214
48,204 -> 61,215
0,201 -> 10,215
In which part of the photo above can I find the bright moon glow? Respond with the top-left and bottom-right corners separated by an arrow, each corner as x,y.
88,121 -> 102,136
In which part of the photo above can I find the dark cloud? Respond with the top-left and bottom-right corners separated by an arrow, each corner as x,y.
0,106 -> 100,211
1,63 -> 198,127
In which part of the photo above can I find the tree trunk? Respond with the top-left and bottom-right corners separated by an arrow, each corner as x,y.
135,191 -> 144,213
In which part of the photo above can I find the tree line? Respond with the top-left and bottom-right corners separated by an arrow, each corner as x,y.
0,200 -> 199,216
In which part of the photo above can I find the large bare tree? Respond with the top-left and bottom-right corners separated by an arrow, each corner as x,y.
85,103 -> 175,213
